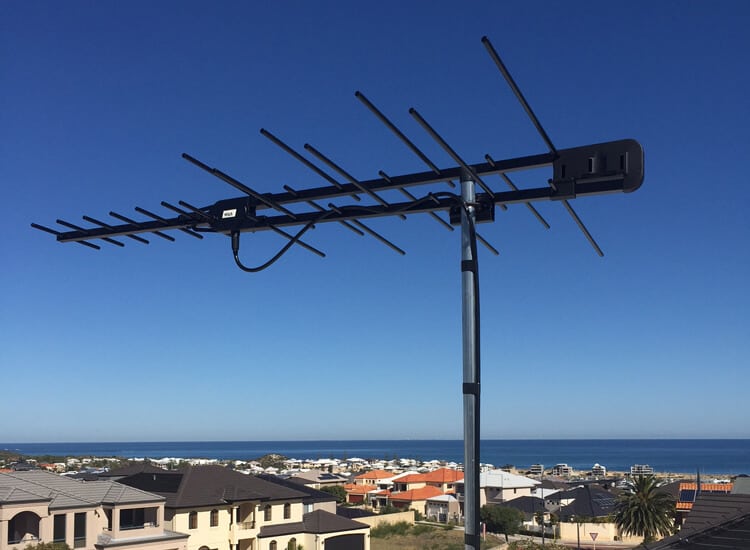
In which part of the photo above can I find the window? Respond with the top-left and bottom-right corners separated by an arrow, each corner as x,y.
210,509 -> 219,527
189,511 -> 198,529
264,506 -> 272,522
74,512 -> 86,548
269,541 -> 277,550
53,514 -> 66,542
120,508 -> 145,529
287,538 -> 296,550
283,503 -> 290,520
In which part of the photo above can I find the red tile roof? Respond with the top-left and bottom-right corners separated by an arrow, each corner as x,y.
420,468 -> 464,483
355,469 -> 393,481
344,483 -> 376,495
389,486 -> 445,502
393,468 -> 463,485
679,482 -> 733,493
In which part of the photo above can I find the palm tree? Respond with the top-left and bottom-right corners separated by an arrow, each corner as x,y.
615,475 -> 675,543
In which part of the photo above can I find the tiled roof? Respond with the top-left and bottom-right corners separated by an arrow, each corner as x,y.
391,468 -> 463,485
0,470 -> 163,509
679,482 -> 733,493
257,474 -> 336,504
391,473 -> 424,484
644,493 -> 750,549
355,469 -> 392,481
345,483 -> 376,495
118,465 -> 306,508
420,468 -> 463,483
389,486 -> 445,502
556,485 -> 618,520
100,463 -> 168,478
478,470 -> 539,489
258,510 -> 368,537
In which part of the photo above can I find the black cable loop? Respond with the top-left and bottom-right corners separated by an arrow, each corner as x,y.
230,192 -> 462,273
231,211 -> 332,273
461,200 -> 481,384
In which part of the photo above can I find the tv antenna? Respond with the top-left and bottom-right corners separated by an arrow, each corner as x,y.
32,36 -> 644,550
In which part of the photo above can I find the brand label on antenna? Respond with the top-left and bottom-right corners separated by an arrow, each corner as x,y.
222,209 -> 237,219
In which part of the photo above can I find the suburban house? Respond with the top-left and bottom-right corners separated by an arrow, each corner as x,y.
351,471 -> 392,487
116,465 -> 370,550
456,469 -> 538,508
387,486 -> 444,516
255,475 -> 336,515
283,471 -> 349,491
343,470 -> 394,506
674,481 -> 733,525
550,484 -> 618,521
0,470 -> 188,550
365,468 -> 463,515
424,494 -> 460,524
643,490 -> 750,549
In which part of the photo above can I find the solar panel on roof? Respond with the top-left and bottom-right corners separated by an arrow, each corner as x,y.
680,489 -> 697,502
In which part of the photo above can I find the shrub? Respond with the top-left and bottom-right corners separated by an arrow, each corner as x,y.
370,521 -> 412,538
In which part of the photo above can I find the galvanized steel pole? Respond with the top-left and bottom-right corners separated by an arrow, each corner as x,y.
461,175 -> 481,550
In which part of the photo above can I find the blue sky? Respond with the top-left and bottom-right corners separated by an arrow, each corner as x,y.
2,1 -> 748,442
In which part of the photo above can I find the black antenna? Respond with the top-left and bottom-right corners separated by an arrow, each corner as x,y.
355,91 -> 500,254
32,38 -> 644,550
482,35 -> 604,256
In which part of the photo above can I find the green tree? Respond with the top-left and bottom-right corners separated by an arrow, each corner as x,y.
614,475 -> 675,543
480,505 -> 524,543
319,485 -> 347,503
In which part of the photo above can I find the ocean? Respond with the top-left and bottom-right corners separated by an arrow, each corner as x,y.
2,440 -> 749,474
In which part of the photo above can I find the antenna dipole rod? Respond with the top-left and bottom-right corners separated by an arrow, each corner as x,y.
56,219 -> 124,247
260,129 -> 361,202
164,201 -> 211,222
562,201 -> 604,257
476,233 -> 499,256
283,184 -> 365,237
110,211 -> 175,242
328,204 -> 406,255
379,170 -> 454,231
481,36 -> 558,156
31,223 -> 101,249
262,224 -> 325,257
182,153 -> 299,219
408,108 -> 495,198
135,207 -> 203,239
355,91 -> 455,189
83,215 -> 150,244
304,144 -> 395,210
485,154 -> 550,229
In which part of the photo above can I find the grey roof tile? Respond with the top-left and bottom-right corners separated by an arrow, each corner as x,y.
0,470 -> 163,509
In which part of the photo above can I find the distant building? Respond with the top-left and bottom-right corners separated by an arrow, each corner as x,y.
551,464 -> 573,477
631,464 -> 654,476
591,463 -> 607,477
529,464 -> 544,476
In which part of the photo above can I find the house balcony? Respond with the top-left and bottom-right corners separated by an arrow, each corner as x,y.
229,520 -> 257,544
